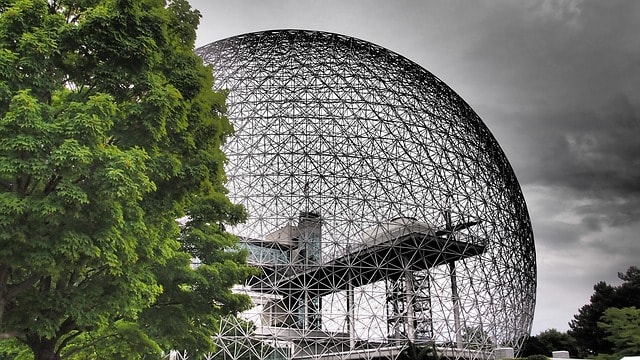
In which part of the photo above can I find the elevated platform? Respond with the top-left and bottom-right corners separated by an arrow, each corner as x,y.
242,219 -> 485,297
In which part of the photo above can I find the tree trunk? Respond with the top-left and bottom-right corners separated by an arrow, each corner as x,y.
0,263 -> 8,326
0,298 -> 4,328
29,337 -> 61,360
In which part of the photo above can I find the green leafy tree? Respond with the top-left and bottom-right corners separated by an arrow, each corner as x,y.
526,355 -> 548,360
520,329 -> 577,357
0,0 -> 253,359
520,335 -> 547,357
569,266 -> 640,356
57,320 -> 163,359
398,341 -> 439,360
598,307 -> 640,357
0,338 -> 31,360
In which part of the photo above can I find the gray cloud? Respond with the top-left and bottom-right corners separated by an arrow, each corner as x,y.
454,1 -> 640,232
512,96 -> 640,228
535,99 -> 639,189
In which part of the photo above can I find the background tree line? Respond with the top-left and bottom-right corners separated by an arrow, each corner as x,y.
521,266 -> 640,359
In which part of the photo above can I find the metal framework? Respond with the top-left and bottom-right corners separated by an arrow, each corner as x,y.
196,30 -> 535,360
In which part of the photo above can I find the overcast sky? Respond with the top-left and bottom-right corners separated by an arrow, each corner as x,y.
186,0 -> 640,335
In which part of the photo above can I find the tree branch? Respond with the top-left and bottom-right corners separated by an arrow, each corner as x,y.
27,178 -> 41,196
58,260 -> 85,294
61,332 -> 120,358
151,301 -> 183,308
0,181 -> 11,191
0,264 -> 9,292
6,275 -> 41,300
56,317 -> 77,338
43,175 -> 62,195
17,175 -> 31,196
0,264 -> 9,319
72,175 -> 87,185
55,329 -> 83,356
73,266 -> 108,289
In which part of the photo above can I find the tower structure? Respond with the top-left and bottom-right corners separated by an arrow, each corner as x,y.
196,30 -> 536,360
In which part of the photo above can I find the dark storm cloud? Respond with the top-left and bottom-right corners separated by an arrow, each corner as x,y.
526,97 -> 640,197
457,1 -> 640,230
513,89 -> 640,230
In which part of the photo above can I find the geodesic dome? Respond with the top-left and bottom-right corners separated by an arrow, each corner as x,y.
196,30 -> 535,360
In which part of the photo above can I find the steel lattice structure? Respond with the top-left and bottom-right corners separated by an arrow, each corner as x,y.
196,30 -> 535,360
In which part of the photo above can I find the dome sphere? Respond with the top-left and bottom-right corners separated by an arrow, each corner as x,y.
197,30 -> 535,360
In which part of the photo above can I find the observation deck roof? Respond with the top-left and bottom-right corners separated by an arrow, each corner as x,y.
242,219 -> 485,297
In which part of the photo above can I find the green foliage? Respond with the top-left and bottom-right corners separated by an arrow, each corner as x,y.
58,320 -> 163,360
0,0 -> 253,359
569,266 -> 640,356
398,341 -> 439,360
519,329 -> 577,358
526,355 -> 548,360
519,335 -> 547,357
0,338 -> 31,360
592,354 -> 618,360
461,326 -> 494,351
598,306 -> 640,357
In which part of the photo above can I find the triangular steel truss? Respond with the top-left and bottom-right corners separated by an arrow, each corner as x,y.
196,30 -> 535,360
